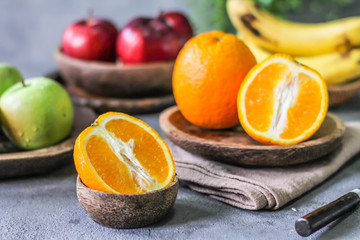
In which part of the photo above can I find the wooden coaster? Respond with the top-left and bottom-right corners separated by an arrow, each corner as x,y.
160,106 -> 346,167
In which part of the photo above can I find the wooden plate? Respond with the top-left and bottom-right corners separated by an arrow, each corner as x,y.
46,71 -> 176,115
328,78 -> 360,107
160,106 -> 346,167
0,106 -> 97,178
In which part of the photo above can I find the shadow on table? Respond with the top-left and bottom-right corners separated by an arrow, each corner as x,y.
152,199 -> 217,228
46,162 -> 77,178
0,160 -> 76,185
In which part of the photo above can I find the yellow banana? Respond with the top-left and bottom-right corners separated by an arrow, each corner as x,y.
227,0 -> 360,56
238,34 -> 360,85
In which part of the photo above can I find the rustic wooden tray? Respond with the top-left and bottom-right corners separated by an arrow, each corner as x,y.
0,106 -> 97,178
327,78 -> 360,107
46,71 -> 175,115
160,106 -> 346,167
67,84 -> 175,115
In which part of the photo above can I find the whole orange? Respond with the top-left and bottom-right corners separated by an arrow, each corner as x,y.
173,31 -> 257,129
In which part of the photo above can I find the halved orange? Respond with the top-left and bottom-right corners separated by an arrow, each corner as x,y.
73,112 -> 175,194
237,54 -> 328,145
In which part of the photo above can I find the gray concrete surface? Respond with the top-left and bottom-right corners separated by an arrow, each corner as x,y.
1,1 -> 360,239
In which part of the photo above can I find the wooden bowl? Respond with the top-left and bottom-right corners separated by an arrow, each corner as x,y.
76,175 -> 179,229
160,106 -> 346,167
327,78 -> 360,107
55,49 -> 174,98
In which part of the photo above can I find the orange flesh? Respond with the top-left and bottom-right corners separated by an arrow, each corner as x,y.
243,63 -> 324,140
239,54 -> 327,145
105,119 -> 169,184
86,135 -> 137,194
281,73 -> 322,139
74,112 -> 175,194
85,119 -> 170,193
244,63 -> 289,132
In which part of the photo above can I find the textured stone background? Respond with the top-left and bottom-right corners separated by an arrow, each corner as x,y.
1,1 -> 360,239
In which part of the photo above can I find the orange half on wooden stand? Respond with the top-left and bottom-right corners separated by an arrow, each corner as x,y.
73,112 -> 175,194
237,54 -> 328,145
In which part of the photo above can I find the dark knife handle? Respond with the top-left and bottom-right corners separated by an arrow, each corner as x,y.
295,192 -> 360,237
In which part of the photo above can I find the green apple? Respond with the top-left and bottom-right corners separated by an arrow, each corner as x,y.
0,63 -> 23,96
0,77 -> 74,150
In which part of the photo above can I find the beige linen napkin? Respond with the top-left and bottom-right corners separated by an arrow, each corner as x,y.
169,122 -> 360,210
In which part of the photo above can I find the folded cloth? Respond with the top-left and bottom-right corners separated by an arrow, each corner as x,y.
169,122 -> 360,210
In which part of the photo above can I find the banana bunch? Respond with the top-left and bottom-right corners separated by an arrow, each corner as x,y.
227,0 -> 360,85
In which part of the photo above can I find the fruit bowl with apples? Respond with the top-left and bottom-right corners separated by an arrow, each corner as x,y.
56,12 -> 193,99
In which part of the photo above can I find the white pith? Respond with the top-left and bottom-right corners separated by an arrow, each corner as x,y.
268,65 -> 299,138
84,115 -> 173,192
240,57 -> 326,143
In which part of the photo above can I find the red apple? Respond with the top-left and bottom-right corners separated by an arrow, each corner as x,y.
116,17 -> 181,64
160,11 -> 193,46
62,17 -> 118,62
